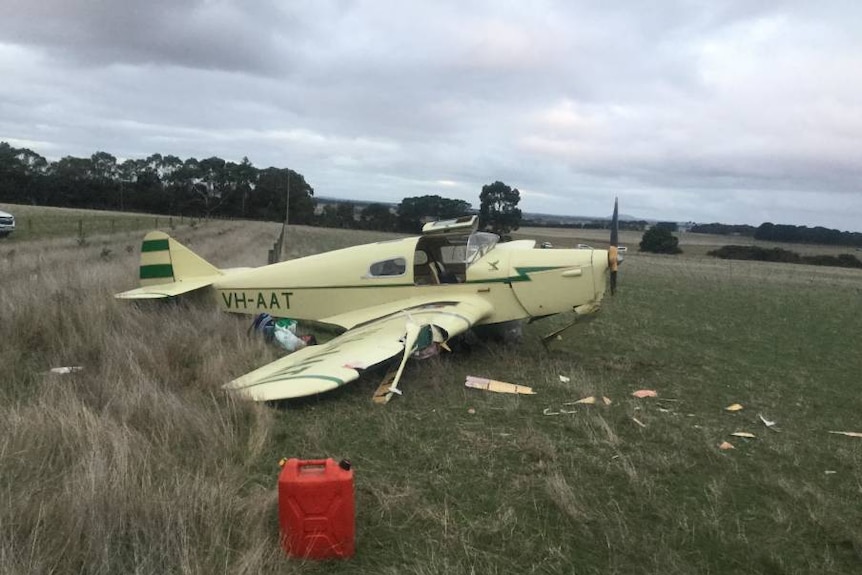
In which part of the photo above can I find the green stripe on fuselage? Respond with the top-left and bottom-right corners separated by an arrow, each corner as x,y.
465,266 -> 565,284
140,264 -> 174,279
513,266 -> 564,278
141,239 -> 170,252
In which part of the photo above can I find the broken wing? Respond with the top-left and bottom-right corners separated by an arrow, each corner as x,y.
223,295 -> 493,401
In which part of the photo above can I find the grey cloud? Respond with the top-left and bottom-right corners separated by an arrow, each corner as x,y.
1,0 -> 302,72
1,1 -> 861,230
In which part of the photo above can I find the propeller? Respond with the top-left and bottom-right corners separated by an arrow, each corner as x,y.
609,197 -> 619,295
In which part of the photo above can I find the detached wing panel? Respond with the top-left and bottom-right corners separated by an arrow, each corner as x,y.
224,295 -> 493,401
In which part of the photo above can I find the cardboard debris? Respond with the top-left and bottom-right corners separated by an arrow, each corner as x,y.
719,441 -> 735,450
632,417 -> 646,428
48,366 -> 83,375
465,376 -> 535,395
559,375 -> 571,383
828,431 -> 862,438
372,363 -> 401,404
572,396 -> 596,405
632,389 -> 658,399
731,431 -> 756,439
725,403 -> 744,412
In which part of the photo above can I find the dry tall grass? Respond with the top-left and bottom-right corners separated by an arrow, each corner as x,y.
0,222 -> 295,574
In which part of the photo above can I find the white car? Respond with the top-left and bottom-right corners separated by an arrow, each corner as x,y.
0,209 -> 15,237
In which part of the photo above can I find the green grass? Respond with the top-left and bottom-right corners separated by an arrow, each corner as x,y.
1,209 -> 861,574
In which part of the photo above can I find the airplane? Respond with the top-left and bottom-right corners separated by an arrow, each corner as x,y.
115,199 -> 622,402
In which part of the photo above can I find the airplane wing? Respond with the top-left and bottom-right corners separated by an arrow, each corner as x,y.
223,295 -> 493,401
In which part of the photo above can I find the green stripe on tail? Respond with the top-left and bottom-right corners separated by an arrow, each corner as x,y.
141,238 -> 170,252
140,264 -> 174,280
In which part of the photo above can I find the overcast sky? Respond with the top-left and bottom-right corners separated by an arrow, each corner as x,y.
1,0 -> 861,230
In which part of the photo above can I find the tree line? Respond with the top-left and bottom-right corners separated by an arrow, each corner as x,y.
690,221 -> 860,247
753,222 -> 862,247
0,142 -> 316,223
708,245 -> 862,269
0,142 -> 523,235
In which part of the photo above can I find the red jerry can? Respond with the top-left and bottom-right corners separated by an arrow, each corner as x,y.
278,458 -> 355,559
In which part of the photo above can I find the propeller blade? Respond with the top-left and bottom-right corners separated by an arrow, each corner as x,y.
609,197 -> 619,295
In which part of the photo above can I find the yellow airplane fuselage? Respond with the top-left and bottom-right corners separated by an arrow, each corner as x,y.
211,235 -> 608,328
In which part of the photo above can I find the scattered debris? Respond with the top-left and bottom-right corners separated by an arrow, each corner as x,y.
465,376 -> 535,395
725,403 -> 744,412
632,389 -> 658,398
758,413 -> 776,427
658,407 -> 672,413
570,396 -> 596,405
274,319 -> 308,352
719,441 -> 735,450
828,431 -> 862,438
731,431 -> 756,439
249,314 -> 316,353
542,408 -> 560,416
602,396 -> 612,406
825,470 -> 837,475
467,408 -> 476,415
758,413 -> 780,432
632,417 -> 646,428
558,375 -> 571,383
47,366 -> 83,375
372,363 -> 401,405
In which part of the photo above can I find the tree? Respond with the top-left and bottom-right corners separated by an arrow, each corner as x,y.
252,167 -> 315,224
479,181 -> 521,237
397,195 -> 471,232
360,203 -> 397,231
654,221 -> 678,232
318,203 -> 356,229
639,227 -> 682,254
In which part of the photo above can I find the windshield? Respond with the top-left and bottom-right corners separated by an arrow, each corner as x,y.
466,232 -> 499,266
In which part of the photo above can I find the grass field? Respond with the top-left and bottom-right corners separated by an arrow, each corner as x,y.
515,226 -> 862,258
0,203 -> 200,241
1,208 -> 861,574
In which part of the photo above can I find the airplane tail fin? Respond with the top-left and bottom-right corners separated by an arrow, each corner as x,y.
115,231 -> 223,299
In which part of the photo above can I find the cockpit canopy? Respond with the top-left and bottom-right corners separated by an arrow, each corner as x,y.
413,226 -> 500,285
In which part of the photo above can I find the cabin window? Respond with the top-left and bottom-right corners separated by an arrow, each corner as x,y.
369,257 -> 407,277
